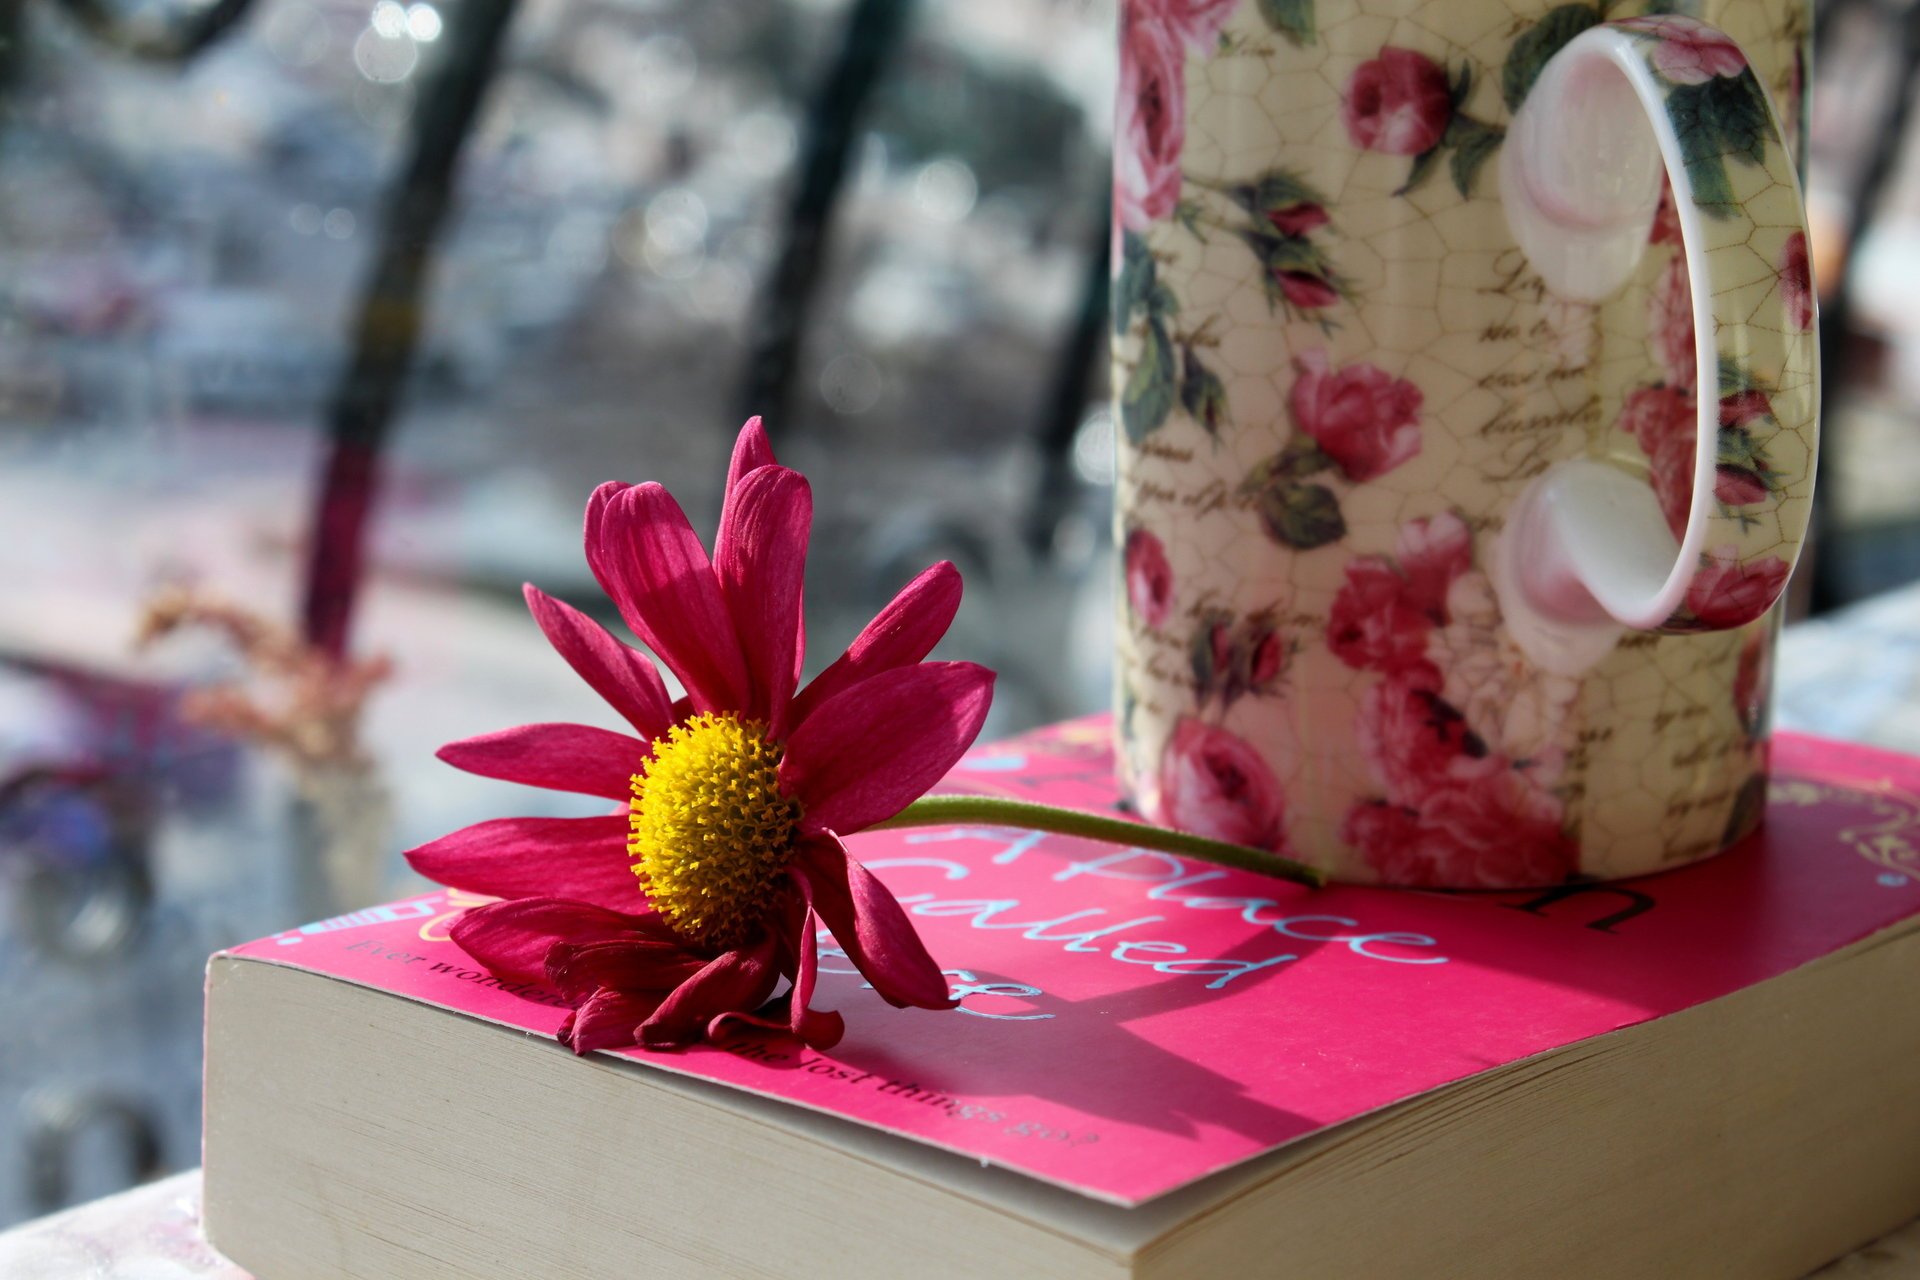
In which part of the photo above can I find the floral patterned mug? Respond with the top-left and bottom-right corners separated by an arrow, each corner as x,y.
1112,0 -> 1815,886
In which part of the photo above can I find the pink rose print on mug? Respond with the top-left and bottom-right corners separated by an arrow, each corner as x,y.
1344,47 -> 1504,198
1327,512 -> 1471,672
1343,768 -> 1577,889
1123,526 -> 1175,629
1187,608 -> 1291,713
1616,15 -> 1773,218
1779,230 -> 1813,332
1353,663 -> 1496,806
1649,253 -> 1696,390
1115,3 -> 1189,239
1615,16 -> 1747,85
1157,716 -> 1289,851
1681,547 -> 1792,629
1114,2 -> 1357,443
1345,48 -> 1451,155
1291,351 -> 1422,481
1325,513 -> 1578,887
1618,366 -> 1783,543
1150,0 -> 1239,53
1235,353 -> 1426,552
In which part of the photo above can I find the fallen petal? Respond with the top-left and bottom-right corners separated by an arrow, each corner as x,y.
638,936 -> 781,1049
450,897 -> 666,984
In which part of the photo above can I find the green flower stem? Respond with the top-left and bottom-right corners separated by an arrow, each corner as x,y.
871,795 -> 1327,889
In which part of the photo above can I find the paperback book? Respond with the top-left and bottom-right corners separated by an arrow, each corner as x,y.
202,719 -> 1920,1277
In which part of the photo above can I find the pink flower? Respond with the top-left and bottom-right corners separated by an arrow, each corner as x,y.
405,418 -> 993,1054
1649,179 -> 1681,246
1289,350 -> 1423,481
1124,527 -> 1175,628
1157,717 -> 1287,851
1326,514 -> 1471,674
1617,386 -> 1697,540
1619,17 -> 1748,85
1719,389 -> 1772,428
1715,465 -> 1769,508
1250,629 -> 1286,686
1649,424 -> 1696,541
1649,252 -> 1696,390
1146,0 -> 1239,53
1209,619 -> 1233,677
1115,3 -> 1189,235
1685,547 -> 1790,628
1275,270 -> 1341,310
1395,512 -> 1473,615
1328,557 -> 1434,673
1267,202 -> 1330,237
1618,385 -> 1695,455
1779,230 -> 1813,332
1355,663 -> 1495,806
1343,47 -> 1454,156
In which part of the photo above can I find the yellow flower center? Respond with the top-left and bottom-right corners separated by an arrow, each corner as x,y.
628,712 -> 800,950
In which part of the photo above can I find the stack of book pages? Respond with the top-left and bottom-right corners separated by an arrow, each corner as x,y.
203,721 -> 1920,1278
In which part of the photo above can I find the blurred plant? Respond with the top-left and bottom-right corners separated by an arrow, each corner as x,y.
135,588 -> 395,913
135,588 -> 391,772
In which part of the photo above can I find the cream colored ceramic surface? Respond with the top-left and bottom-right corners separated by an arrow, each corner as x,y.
1112,0 -> 1813,886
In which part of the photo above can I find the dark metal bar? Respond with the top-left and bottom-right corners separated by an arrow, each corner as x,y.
48,0 -> 256,63
1024,207 -> 1110,556
300,0 -> 519,659
736,0 -> 917,436
1809,0 -> 1920,612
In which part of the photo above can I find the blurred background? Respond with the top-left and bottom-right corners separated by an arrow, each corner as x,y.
0,0 -> 1903,1228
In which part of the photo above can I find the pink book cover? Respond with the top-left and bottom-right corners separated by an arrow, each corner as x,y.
215,719 -> 1920,1207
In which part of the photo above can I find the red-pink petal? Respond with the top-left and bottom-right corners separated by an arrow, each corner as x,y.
713,465 -> 811,735
449,897 -> 665,984
719,417 -> 776,531
638,936 -> 781,1049
561,987 -> 666,1055
781,661 -> 995,835
522,585 -> 673,740
789,562 -> 963,728
584,480 -> 751,714
545,938 -> 707,1002
708,886 -> 845,1047
437,723 -> 648,800
795,838 -> 957,1011
403,814 -> 637,911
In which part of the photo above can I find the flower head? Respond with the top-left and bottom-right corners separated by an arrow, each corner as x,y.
406,418 -> 994,1054
1289,350 -> 1423,482
1343,48 -> 1453,157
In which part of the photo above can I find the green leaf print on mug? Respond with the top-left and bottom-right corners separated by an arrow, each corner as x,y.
1122,318 -> 1177,442
1256,0 -> 1316,48
1256,481 -> 1346,550
1615,15 -> 1770,219
1502,4 -> 1601,111
1179,347 -> 1230,437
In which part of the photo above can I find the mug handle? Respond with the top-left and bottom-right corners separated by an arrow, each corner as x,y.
1494,15 -> 1817,647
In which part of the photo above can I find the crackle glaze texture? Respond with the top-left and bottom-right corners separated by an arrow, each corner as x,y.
1112,0 -> 1813,886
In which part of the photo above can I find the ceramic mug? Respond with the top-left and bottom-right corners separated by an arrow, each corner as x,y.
1111,0 -> 1816,886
